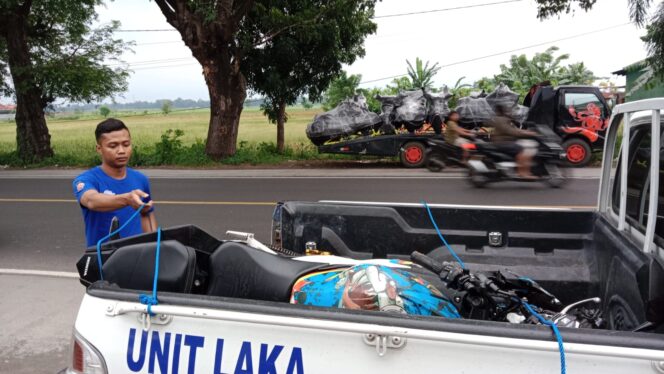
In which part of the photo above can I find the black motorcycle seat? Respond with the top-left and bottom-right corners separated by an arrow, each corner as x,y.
102,240 -> 196,293
476,143 -> 518,161
207,242 -> 327,302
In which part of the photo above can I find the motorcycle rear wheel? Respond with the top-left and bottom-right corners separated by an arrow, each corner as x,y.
543,163 -> 567,188
468,168 -> 489,188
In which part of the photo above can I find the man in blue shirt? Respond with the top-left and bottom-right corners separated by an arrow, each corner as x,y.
73,118 -> 157,246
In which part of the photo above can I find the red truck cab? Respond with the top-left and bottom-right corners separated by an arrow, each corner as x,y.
525,84 -> 612,167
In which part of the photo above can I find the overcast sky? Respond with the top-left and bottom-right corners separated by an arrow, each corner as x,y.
96,0 -> 648,102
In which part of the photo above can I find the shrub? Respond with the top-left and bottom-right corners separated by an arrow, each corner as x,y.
99,106 -> 111,118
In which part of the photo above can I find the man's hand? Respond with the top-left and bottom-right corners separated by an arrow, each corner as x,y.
141,199 -> 154,216
123,189 -> 149,210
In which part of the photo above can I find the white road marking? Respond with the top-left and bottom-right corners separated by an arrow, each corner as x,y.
0,268 -> 79,279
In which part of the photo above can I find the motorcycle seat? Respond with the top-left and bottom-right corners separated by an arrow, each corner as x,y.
476,143 -> 514,161
102,240 -> 197,293
207,242 -> 328,302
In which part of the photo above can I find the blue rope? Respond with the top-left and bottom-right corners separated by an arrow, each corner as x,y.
95,203 -> 146,280
421,200 -> 466,269
139,226 -> 162,316
521,300 -> 566,374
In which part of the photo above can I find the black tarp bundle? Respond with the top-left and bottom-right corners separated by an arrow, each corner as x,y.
393,90 -> 428,126
457,83 -> 529,126
306,95 -> 381,144
424,87 -> 452,118
376,94 -> 398,125
456,96 -> 495,126
485,83 -> 519,111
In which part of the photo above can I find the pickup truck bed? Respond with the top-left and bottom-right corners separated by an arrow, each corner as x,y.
275,201 -> 658,331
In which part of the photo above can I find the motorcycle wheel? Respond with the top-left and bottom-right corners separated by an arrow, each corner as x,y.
543,163 -> 567,188
468,168 -> 488,188
427,154 -> 446,172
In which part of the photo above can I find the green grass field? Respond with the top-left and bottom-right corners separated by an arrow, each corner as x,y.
0,107 -> 333,166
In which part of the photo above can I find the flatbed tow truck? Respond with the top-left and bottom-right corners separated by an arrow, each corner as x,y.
317,85 -> 612,168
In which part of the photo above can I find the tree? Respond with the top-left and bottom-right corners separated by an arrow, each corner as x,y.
300,97 -> 313,109
534,0 -> 664,77
245,0 -> 376,153
406,57 -> 440,89
560,61 -> 598,85
488,46 -> 596,97
322,71 -> 362,110
154,0 -> 255,160
0,1 -> 129,162
161,99 -> 173,115
446,76 -> 472,108
384,76 -> 413,95
99,105 -> 111,118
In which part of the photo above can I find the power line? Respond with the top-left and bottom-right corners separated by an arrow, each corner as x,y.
117,29 -> 176,32
135,40 -> 183,46
108,57 -> 193,67
116,0 -> 523,33
373,0 -> 522,19
131,63 -> 199,71
358,22 -> 631,85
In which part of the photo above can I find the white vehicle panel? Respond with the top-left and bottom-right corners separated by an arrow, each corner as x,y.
76,294 -> 662,374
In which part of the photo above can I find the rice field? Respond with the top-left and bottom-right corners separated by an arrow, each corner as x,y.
0,107 -> 322,159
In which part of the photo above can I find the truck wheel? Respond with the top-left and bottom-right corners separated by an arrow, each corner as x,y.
427,154 -> 446,172
400,142 -> 427,168
562,138 -> 592,167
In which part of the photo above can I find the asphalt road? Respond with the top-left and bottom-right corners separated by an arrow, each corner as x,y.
0,170 -> 600,272
0,169 -> 600,373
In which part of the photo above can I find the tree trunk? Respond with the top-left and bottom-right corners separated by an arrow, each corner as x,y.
201,55 -> 247,160
4,12 -> 53,161
276,100 -> 286,154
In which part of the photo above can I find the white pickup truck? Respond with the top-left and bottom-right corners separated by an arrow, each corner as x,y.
63,99 -> 664,374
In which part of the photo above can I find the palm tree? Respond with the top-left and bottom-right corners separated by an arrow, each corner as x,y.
447,77 -> 472,108
406,58 -> 441,89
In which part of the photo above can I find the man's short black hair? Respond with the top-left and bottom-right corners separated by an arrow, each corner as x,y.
95,118 -> 129,142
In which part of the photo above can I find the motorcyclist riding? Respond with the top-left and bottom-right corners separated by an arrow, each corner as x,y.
444,111 -> 476,163
486,104 -> 538,179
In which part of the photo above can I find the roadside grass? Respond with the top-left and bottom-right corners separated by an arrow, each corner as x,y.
0,106 -> 363,167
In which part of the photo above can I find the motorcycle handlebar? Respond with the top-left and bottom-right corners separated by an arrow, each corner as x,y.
410,251 -> 445,274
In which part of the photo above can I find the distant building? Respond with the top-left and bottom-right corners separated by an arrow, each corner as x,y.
613,61 -> 664,102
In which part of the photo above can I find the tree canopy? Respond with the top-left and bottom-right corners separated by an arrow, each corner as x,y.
322,71 -> 363,110
243,0 -> 377,152
535,0 -> 664,77
406,58 -> 440,90
0,0 -> 130,161
489,46 -> 597,97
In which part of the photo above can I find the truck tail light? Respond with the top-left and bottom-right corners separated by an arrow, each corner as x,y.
65,330 -> 107,374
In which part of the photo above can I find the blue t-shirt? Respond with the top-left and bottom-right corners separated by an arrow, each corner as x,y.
73,167 -> 153,246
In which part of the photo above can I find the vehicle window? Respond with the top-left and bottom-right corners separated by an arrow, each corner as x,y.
564,92 -> 606,118
612,126 -> 651,230
611,123 -> 664,245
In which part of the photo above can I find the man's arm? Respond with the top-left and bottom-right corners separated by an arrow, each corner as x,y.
141,212 -> 157,233
80,189 -> 151,213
